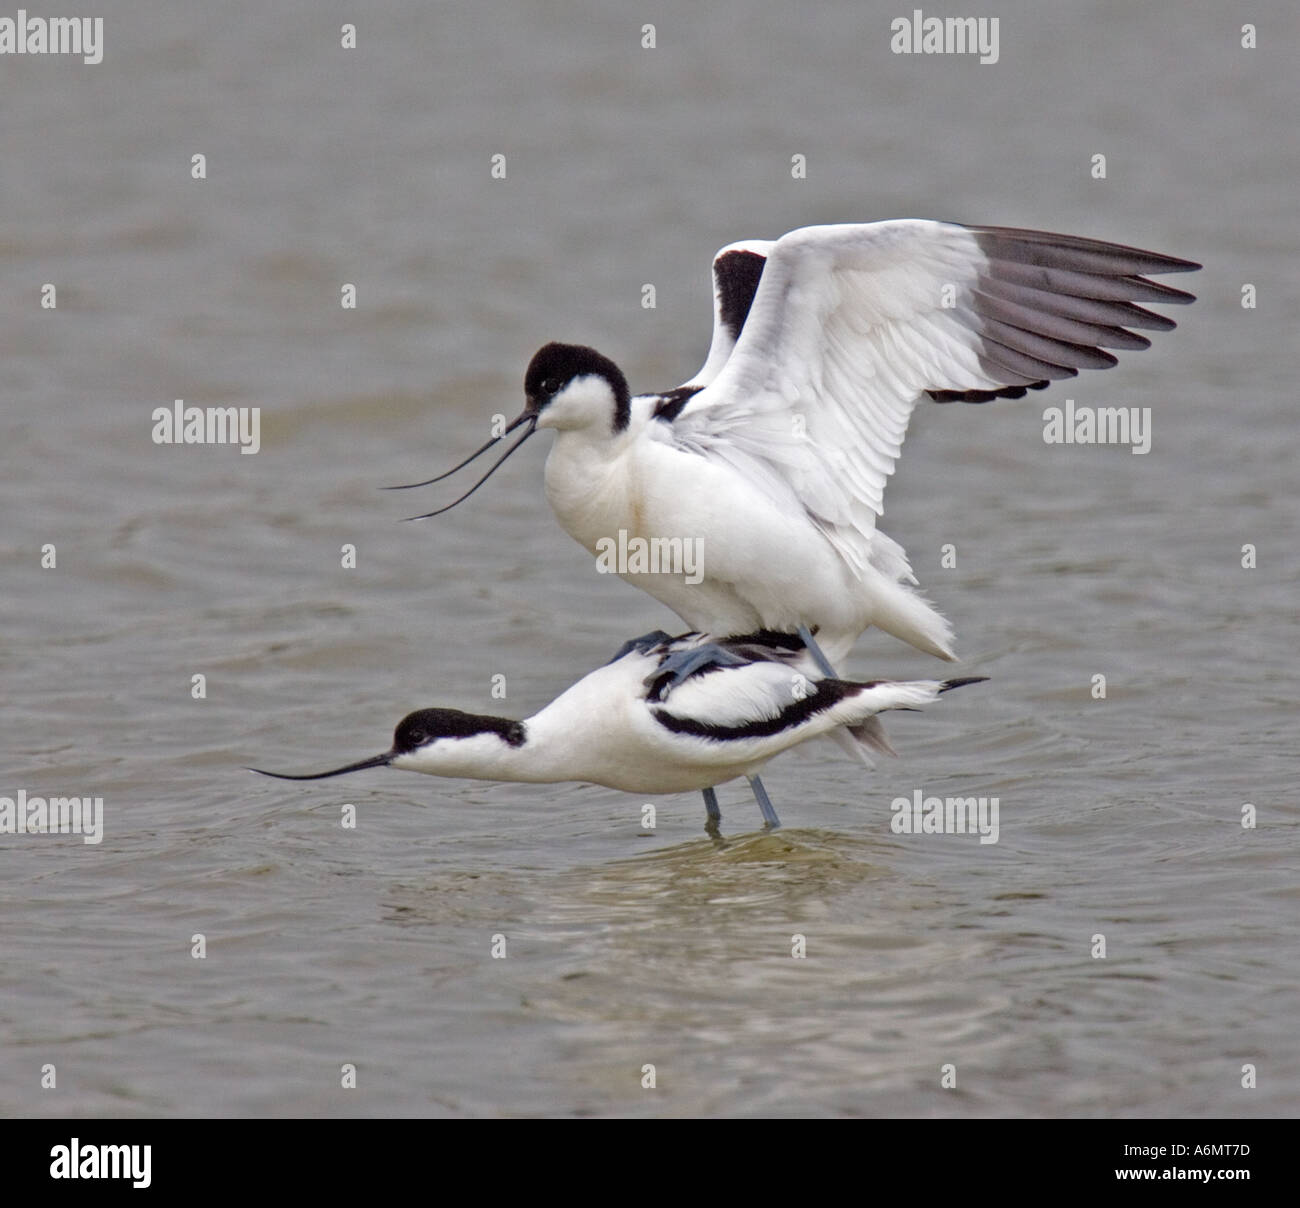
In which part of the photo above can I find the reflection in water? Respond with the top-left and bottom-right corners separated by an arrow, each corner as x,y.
378,830 -> 1022,1114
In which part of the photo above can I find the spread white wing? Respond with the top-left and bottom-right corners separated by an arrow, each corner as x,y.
666,220 -> 1198,576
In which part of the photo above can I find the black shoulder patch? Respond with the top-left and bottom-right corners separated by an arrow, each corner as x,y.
651,385 -> 703,422
714,249 -> 767,341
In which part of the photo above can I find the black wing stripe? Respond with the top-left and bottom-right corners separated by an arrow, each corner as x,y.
718,629 -> 810,653
652,679 -> 866,743
928,381 -> 1051,404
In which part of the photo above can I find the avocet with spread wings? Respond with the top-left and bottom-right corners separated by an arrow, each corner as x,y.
394,221 -> 1198,672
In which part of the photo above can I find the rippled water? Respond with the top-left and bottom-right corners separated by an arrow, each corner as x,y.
2,0 -> 1297,1117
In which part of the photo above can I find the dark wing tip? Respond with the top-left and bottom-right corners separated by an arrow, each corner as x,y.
968,225 -> 1201,275
713,248 -> 768,341
939,676 -> 990,693
931,228 -> 1202,401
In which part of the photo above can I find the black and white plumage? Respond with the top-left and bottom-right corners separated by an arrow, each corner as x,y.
396,220 -> 1198,670
251,631 -> 985,830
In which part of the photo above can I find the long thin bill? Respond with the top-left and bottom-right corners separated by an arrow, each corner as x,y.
401,418 -> 536,521
385,408 -> 535,490
248,752 -> 392,780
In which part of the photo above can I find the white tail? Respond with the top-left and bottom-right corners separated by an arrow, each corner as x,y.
868,575 -> 957,662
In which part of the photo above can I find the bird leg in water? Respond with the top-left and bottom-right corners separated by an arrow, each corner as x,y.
701,786 -> 721,827
747,775 -> 781,829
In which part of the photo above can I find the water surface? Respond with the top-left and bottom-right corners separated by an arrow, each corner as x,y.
2,0 -> 1296,1117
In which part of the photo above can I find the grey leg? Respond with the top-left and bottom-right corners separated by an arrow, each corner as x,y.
607,630 -> 674,663
701,786 -> 722,835
747,775 -> 782,829
798,625 -> 837,677
701,786 -> 721,823
643,642 -> 748,698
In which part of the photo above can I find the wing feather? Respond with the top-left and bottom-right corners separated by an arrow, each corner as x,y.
668,220 -> 1197,579
680,241 -> 775,388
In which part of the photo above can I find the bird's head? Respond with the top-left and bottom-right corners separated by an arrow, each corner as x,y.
524,342 -> 630,435
249,708 -> 526,781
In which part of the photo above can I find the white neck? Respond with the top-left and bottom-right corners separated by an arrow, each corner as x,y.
543,423 -> 643,553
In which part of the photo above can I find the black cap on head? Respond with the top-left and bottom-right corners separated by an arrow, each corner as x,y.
524,342 -> 631,432
393,708 -> 526,752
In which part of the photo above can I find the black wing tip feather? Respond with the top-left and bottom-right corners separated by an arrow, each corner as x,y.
968,224 -> 1202,275
929,226 -> 1199,404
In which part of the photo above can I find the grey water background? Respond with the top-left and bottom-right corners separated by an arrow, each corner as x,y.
2,0 -> 1296,1117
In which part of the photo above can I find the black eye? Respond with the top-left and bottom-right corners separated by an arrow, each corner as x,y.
542,377 -> 561,395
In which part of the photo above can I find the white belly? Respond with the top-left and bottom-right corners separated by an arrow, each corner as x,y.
540,428 -> 952,662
